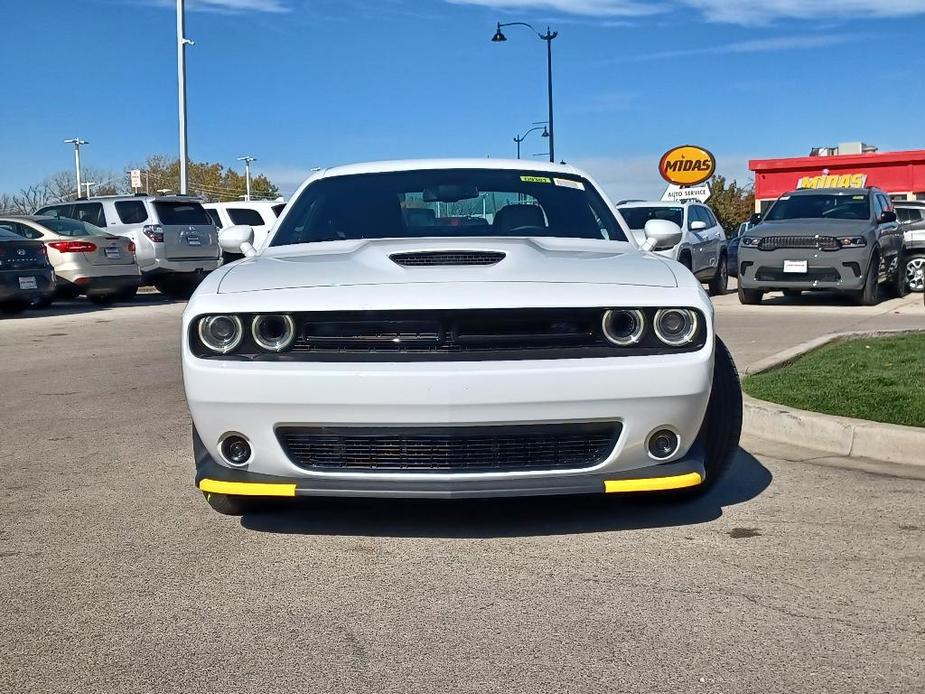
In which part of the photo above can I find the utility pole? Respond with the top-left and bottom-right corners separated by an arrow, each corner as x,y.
64,138 -> 88,199
176,0 -> 194,195
238,155 -> 256,201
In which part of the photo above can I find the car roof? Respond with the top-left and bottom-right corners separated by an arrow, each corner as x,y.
316,158 -> 584,179
894,199 -> 925,207
616,200 -> 696,208
203,200 -> 286,209
56,195 -> 204,203
0,214 -> 55,221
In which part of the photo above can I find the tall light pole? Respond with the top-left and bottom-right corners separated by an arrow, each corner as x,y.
176,0 -> 194,195
64,138 -> 88,199
492,22 -> 558,163
238,155 -> 256,201
513,123 -> 548,160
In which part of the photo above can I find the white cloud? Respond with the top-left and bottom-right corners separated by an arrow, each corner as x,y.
446,0 -> 925,23
633,32 -> 863,60
445,0 -> 662,18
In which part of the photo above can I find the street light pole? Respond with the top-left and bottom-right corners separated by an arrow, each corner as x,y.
176,0 -> 194,195
64,138 -> 88,199
513,123 -> 548,160
238,156 -> 256,201
492,22 -> 558,163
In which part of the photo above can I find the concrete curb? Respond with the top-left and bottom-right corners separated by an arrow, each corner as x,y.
741,329 -> 925,467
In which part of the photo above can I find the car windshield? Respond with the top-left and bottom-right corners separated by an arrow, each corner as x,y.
765,193 -> 871,221
618,206 -> 683,230
35,217 -> 105,237
270,169 -> 626,246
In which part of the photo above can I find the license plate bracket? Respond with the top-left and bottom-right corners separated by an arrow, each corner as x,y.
18,276 -> 38,290
104,248 -> 120,259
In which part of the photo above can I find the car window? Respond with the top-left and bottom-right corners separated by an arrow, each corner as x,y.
701,207 -> 719,227
12,222 -> 44,239
0,227 -> 24,240
73,202 -> 106,227
36,204 -> 70,219
271,203 -> 286,217
34,217 -> 106,237
115,200 -> 149,224
766,193 -> 871,221
272,169 -> 626,246
0,221 -> 22,236
897,207 -> 924,223
227,208 -> 265,226
876,194 -> 892,219
688,206 -> 707,228
618,206 -> 683,230
205,209 -> 223,228
152,200 -> 212,225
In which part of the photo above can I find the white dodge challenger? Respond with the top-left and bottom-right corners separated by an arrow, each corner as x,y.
182,159 -> 742,515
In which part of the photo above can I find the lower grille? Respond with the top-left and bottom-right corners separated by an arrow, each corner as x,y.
758,235 -> 838,251
277,423 -> 621,473
755,267 -> 840,283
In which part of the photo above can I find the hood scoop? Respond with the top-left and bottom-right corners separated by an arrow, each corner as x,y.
389,250 -> 506,267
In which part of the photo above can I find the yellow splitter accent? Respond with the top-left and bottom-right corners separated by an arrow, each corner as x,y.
604,471 -> 703,493
199,478 -> 296,497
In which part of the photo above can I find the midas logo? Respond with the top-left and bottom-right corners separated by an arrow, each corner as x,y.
797,173 -> 868,189
659,145 -> 715,186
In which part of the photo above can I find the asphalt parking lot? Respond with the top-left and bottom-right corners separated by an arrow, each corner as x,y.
2,291 -> 924,693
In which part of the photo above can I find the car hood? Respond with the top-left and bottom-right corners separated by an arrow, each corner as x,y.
216,237 -> 677,294
750,219 -> 873,236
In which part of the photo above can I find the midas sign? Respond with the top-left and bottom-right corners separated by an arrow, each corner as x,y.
797,173 -> 868,189
659,145 -> 716,186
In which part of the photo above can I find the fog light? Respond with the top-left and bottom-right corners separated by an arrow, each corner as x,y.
648,429 -> 679,460
221,435 -> 252,466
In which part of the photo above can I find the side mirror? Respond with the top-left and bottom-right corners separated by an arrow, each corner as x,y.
643,219 -> 683,251
690,220 -> 708,231
879,210 -> 897,224
219,225 -> 257,257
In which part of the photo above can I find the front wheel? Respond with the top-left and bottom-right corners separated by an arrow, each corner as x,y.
202,491 -> 261,516
669,338 -> 742,498
708,255 -> 728,296
905,254 -> 925,293
853,253 -> 881,306
886,250 -> 910,299
738,285 -> 763,305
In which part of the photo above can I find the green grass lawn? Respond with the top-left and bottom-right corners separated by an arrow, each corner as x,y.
743,333 -> 925,428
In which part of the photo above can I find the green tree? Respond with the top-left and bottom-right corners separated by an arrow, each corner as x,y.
707,175 -> 755,236
138,156 -> 280,201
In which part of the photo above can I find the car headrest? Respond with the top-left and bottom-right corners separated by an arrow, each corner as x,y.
493,204 -> 546,233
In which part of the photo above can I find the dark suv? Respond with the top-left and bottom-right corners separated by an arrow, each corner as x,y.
738,187 -> 906,305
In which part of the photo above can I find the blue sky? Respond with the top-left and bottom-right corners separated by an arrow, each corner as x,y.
2,0 -> 925,200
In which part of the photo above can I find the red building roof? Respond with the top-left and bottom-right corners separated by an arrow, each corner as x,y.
749,149 -> 925,200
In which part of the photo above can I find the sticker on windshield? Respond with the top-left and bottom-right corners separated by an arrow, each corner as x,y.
520,175 -> 552,184
852,195 -> 865,200
554,178 -> 585,190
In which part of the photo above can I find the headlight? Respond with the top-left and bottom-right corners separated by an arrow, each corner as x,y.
839,236 -> 867,248
252,314 -> 296,352
602,309 -> 645,346
654,309 -> 699,346
741,236 -> 760,247
198,315 -> 244,354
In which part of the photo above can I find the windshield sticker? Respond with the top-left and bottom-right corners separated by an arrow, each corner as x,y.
554,178 -> 584,190
520,175 -> 552,184
852,195 -> 865,200
780,196 -> 791,200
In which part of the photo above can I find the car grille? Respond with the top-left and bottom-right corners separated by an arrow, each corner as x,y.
277,423 -> 621,473
755,267 -> 841,283
390,251 -> 506,267
757,236 -> 839,251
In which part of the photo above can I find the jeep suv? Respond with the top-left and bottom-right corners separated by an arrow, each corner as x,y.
36,196 -> 221,297
738,187 -> 906,305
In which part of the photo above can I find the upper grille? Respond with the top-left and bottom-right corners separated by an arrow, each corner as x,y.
757,235 -> 839,251
390,251 -> 505,267
277,422 -> 621,473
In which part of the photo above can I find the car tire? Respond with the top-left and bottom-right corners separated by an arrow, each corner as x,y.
905,254 -> 925,293
33,296 -> 54,308
115,286 -> 139,302
89,294 -> 116,305
0,299 -> 30,314
202,490 -> 261,516
154,276 -> 196,300
853,253 -> 881,306
886,249 -> 910,299
708,254 -> 728,296
782,289 -> 802,298
737,285 -> 763,305
666,337 -> 742,498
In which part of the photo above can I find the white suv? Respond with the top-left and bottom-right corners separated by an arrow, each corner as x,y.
616,200 -> 728,295
36,196 -> 222,297
203,200 -> 286,260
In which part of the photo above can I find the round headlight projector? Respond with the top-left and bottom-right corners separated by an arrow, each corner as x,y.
198,315 -> 244,354
252,314 -> 296,352
602,309 -> 645,346
654,309 -> 698,346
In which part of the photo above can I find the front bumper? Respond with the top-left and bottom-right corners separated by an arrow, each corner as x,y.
184,346 -> 715,499
738,246 -> 868,291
